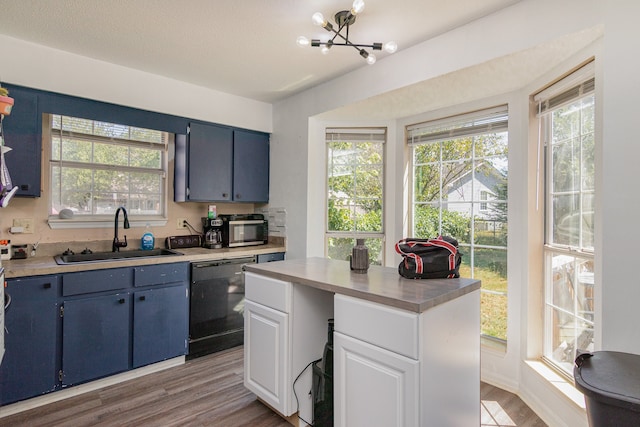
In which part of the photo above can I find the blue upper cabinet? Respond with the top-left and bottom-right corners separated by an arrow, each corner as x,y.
233,129 -> 270,203
187,122 -> 233,201
175,123 -> 270,203
1,85 -> 41,197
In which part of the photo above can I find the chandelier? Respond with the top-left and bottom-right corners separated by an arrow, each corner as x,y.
296,0 -> 397,65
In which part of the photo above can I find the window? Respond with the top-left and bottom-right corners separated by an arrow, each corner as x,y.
49,115 -> 168,221
480,191 -> 489,212
326,128 -> 385,265
408,106 -> 508,342
536,63 -> 595,375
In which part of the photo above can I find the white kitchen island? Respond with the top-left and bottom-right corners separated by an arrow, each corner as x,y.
243,257 -> 481,427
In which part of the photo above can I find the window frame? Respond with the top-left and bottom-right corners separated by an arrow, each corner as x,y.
407,106 -> 509,344
46,113 -> 170,229
536,63 -> 596,376
325,127 -> 386,265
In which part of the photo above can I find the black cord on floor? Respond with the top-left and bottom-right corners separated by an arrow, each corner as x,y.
293,358 -> 322,427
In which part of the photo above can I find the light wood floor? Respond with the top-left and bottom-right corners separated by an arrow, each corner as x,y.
1,346 -> 546,426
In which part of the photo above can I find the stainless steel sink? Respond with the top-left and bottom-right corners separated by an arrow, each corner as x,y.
54,248 -> 184,265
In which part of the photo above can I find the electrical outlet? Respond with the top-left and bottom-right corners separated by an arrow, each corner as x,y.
13,218 -> 34,234
176,218 -> 188,229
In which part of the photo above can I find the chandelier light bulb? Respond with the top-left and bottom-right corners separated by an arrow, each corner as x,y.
383,41 -> 398,53
312,12 -> 326,27
366,53 -> 376,65
351,0 -> 365,15
296,36 -> 310,47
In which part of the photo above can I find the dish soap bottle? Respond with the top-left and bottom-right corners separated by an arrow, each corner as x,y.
141,223 -> 154,250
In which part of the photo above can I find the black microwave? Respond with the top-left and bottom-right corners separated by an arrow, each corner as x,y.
219,214 -> 268,247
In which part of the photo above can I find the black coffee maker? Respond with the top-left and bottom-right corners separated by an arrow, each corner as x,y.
202,217 -> 223,249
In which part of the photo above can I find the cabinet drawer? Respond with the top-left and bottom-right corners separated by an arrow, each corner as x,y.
257,252 -> 285,263
334,294 -> 419,359
134,262 -> 189,287
62,268 -> 132,296
245,272 -> 291,312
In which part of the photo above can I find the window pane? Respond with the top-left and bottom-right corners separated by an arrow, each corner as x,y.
414,164 -> 440,202
410,108 -> 508,343
327,237 -> 383,266
50,115 -> 167,219
552,139 -> 580,193
130,147 -> 162,169
475,133 -> 508,158
543,70 -> 596,376
442,160 -> 472,201
582,134 -> 595,191
475,210 -> 507,246
94,142 -> 129,167
413,142 -> 439,164
441,138 -> 472,161
326,131 -> 385,263
60,137 -> 92,163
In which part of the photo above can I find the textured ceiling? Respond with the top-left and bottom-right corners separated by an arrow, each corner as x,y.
0,0 -> 523,103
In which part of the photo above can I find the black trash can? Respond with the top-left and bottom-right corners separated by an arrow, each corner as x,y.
574,351 -> 640,427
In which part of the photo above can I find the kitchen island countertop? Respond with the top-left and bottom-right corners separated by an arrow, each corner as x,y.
244,256 -> 480,313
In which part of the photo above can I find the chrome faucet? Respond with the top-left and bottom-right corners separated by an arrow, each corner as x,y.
113,206 -> 130,252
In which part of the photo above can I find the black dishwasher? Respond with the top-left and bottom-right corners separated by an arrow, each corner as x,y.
188,256 -> 255,359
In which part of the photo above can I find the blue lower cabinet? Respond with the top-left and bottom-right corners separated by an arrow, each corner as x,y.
62,293 -> 131,386
0,276 -> 60,405
2,262 -> 190,403
133,285 -> 188,368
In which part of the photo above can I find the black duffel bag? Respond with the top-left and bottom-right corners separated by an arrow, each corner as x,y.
395,236 -> 462,279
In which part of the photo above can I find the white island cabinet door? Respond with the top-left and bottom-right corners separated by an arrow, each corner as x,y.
334,331 -> 419,427
244,299 -> 290,415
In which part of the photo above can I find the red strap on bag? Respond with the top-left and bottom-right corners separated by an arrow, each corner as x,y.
395,236 -> 458,277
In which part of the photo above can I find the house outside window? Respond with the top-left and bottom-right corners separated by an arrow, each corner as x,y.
536,63 -> 595,375
49,114 -> 168,221
326,128 -> 385,265
407,106 -> 508,342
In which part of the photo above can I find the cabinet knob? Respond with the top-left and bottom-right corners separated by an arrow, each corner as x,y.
43,283 -> 52,289
222,193 -> 229,198
118,298 -> 126,304
235,194 -> 241,199
139,295 -> 146,301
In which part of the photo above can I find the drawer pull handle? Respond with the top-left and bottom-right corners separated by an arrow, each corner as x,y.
118,298 -> 126,304
43,283 -> 52,289
139,296 -> 146,301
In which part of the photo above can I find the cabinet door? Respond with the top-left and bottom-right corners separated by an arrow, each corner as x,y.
132,285 -> 188,368
62,293 -> 130,386
244,300 -> 289,415
187,122 -> 233,201
0,276 -> 59,405
233,129 -> 269,202
1,84 -> 41,196
334,331 -> 419,427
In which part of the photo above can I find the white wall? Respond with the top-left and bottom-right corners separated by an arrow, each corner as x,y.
271,0 -> 640,425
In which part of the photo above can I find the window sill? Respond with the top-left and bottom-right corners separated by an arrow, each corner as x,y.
48,218 -> 167,230
525,360 -> 586,410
